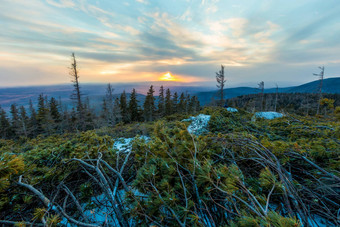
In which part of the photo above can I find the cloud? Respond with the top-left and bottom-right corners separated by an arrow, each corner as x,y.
46,0 -> 75,8
136,0 -> 149,4
0,0 -> 340,87
283,9 -> 340,44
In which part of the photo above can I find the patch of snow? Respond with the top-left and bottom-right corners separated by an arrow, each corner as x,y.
186,114 -> 211,135
113,136 -> 149,153
226,107 -> 238,113
253,111 -> 283,120
295,213 -> 335,227
181,116 -> 196,122
61,188 -> 148,226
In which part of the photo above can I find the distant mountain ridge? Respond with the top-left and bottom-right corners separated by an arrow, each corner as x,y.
197,77 -> 340,105
0,77 -> 339,110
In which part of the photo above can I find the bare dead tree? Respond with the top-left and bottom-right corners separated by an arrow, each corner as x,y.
70,53 -> 84,128
274,84 -> 278,112
216,65 -> 226,107
313,66 -> 325,115
258,81 -> 264,111
105,83 -> 115,126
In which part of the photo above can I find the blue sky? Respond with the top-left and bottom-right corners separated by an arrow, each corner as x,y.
0,0 -> 339,87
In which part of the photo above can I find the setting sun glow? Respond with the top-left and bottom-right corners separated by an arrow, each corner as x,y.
160,72 -> 176,81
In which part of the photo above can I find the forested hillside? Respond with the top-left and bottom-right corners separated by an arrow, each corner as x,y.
197,77 -> 340,106
0,106 -> 339,226
228,93 -> 340,115
0,85 -> 200,140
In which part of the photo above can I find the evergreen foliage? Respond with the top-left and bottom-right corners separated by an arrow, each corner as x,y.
143,85 -> 156,121
0,105 -> 338,226
172,92 -> 178,114
158,85 -> 165,118
120,90 -> 129,124
129,88 -> 139,122
165,88 -> 172,115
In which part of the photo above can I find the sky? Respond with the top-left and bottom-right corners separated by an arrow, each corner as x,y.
0,0 -> 340,88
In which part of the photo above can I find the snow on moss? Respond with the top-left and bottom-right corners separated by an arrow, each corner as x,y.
253,111 -> 284,120
113,136 -> 149,153
226,107 -> 238,112
184,114 -> 211,135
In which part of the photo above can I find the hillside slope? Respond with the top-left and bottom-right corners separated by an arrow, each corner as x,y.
197,77 -> 340,105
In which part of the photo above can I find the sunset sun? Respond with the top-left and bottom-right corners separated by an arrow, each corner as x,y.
160,72 -> 176,81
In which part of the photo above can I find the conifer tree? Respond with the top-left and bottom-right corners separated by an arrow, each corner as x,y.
60,108 -> 70,133
113,98 -> 122,124
69,108 -> 78,131
178,92 -> 186,114
101,98 -> 108,124
0,106 -> 11,139
10,104 -> 20,137
129,89 -> 139,122
37,94 -> 48,134
165,88 -> 172,115
83,97 -> 95,130
49,97 -> 61,132
19,106 -> 29,138
188,96 -> 200,113
49,97 -> 61,123
28,99 -> 38,137
172,92 -> 178,114
120,91 -> 129,123
194,96 -> 201,113
158,85 -> 165,118
185,93 -> 191,113
143,85 -> 156,121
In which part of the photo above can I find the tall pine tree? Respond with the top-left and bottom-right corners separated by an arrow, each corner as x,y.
178,93 -> 186,114
10,104 -> 20,137
129,89 -> 139,122
37,94 -> 48,134
165,88 -> 172,115
0,106 -> 11,139
113,98 -> 122,124
172,92 -> 178,114
143,85 -> 156,121
120,91 -> 129,123
49,97 -> 61,132
158,85 -> 165,118
19,106 -> 29,138
28,99 -> 38,137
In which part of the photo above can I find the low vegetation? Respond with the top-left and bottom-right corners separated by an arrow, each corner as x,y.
0,106 -> 339,226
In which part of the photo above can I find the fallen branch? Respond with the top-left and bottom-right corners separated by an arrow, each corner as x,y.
17,176 -> 100,227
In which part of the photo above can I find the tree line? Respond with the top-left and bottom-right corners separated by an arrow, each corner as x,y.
0,86 -> 200,140
0,54 -> 200,140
